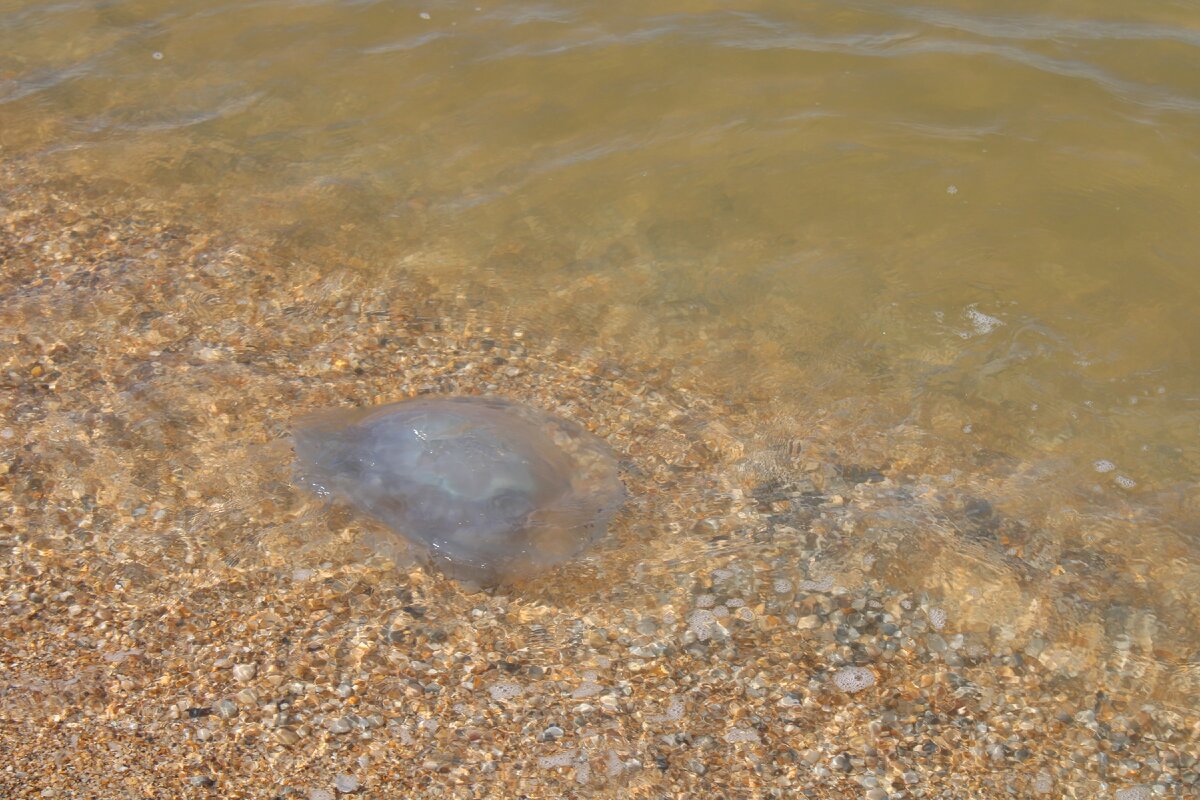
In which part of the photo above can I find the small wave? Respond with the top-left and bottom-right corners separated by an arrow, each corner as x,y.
361,30 -> 450,55
81,91 -> 265,134
871,3 -> 1200,48
457,9 -> 1200,118
699,14 -> 1200,117
0,61 -> 95,105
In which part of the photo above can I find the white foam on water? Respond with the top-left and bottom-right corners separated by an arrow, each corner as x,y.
538,750 -> 577,769
688,609 -> 724,641
798,576 -> 835,592
1093,459 -> 1116,473
832,666 -> 875,694
571,682 -> 603,699
488,681 -> 523,701
724,727 -> 761,744
927,607 -> 947,631
648,695 -> 686,723
1033,772 -> 1053,794
664,697 -> 685,720
964,305 -> 1004,336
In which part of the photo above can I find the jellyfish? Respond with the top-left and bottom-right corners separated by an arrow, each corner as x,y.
292,396 -> 624,583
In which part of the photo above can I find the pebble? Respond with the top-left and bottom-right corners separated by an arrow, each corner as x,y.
233,663 -> 257,682
274,728 -> 300,746
214,699 -> 238,719
334,775 -> 359,794
327,716 -> 353,734
629,643 -> 663,658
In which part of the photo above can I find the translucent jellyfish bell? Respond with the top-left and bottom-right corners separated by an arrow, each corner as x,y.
292,396 -> 625,583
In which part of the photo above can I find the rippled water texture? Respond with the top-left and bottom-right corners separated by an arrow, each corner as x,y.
2,0 -> 1199,709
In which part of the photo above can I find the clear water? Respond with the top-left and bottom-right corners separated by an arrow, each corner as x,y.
3,0 -> 1199,707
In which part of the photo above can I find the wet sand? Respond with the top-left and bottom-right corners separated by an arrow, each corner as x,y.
1,158 -> 1196,798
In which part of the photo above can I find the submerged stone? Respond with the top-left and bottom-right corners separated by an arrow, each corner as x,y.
292,396 -> 624,582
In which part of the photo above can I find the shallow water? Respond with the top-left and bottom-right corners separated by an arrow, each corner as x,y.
2,0 -> 1199,778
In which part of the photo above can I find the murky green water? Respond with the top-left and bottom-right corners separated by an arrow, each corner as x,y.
3,1 -> 1199,703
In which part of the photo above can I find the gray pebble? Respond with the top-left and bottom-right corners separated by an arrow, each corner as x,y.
629,643 -> 663,658
334,774 -> 360,794
327,716 -> 353,735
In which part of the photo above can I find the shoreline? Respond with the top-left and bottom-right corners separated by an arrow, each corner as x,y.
1,157 -> 1196,798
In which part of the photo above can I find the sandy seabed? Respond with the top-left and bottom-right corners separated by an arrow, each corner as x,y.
1,158 -> 1197,799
